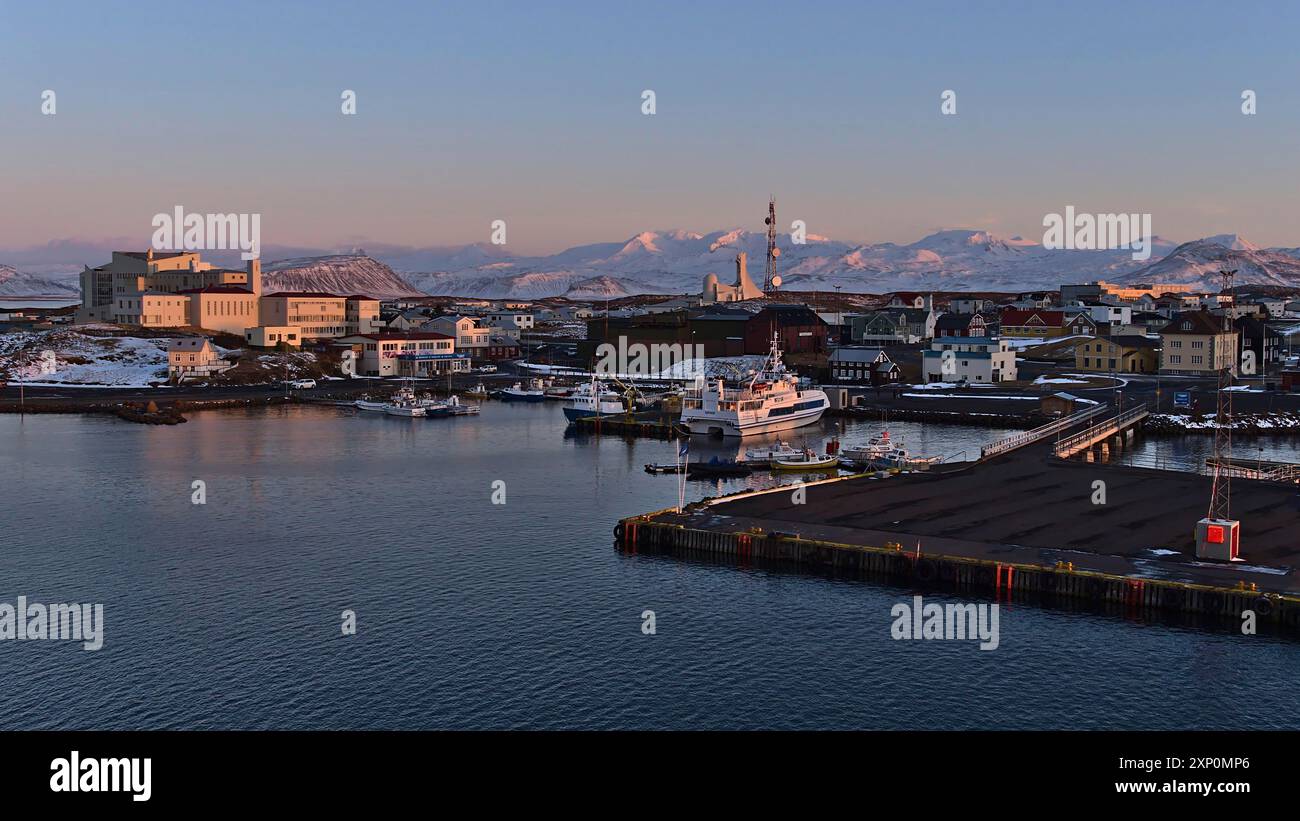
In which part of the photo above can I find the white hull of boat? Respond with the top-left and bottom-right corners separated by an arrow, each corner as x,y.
681,404 -> 826,438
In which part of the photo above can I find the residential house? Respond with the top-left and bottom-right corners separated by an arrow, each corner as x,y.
999,309 -> 1094,338
829,347 -> 900,385
921,336 -> 1018,383
1159,311 -> 1238,375
886,292 -> 934,310
166,338 -> 232,382
484,334 -> 520,361
853,307 -> 936,344
1234,315 -> 1284,370
934,312 -> 987,338
1074,335 -> 1160,374
425,315 -> 490,356
484,312 -> 535,339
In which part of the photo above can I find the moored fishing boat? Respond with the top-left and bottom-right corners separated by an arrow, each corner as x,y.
563,376 -> 627,422
770,448 -> 840,471
742,439 -> 802,466
495,380 -> 546,402
679,334 -> 828,437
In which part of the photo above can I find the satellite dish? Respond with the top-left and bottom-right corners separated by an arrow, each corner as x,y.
771,248 -> 781,258
764,217 -> 771,225
771,275 -> 783,288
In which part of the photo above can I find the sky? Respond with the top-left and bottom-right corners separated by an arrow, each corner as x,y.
3,0 -> 1300,260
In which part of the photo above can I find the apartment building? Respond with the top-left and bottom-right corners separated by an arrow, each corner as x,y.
1159,311 -> 1238,375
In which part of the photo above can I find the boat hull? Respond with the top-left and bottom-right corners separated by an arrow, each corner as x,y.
680,404 -> 826,438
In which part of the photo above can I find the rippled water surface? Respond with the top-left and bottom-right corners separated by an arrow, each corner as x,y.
0,403 -> 1296,729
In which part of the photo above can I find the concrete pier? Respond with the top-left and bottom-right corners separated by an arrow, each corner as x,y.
617,438 -> 1300,631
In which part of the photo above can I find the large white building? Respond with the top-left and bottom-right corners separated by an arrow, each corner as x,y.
921,336 -> 1018,383
337,331 -> 470,378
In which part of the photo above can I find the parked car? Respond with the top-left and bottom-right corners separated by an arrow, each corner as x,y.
287,378 -> 317,389
476,364 -> 498,373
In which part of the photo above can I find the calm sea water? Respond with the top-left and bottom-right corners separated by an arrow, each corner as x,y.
0,402 -> 1297,730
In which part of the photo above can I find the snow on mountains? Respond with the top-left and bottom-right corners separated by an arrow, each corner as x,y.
5,231 -> 1300,300
0,264 -> 79,297
382,229 -> 1198,298
262,255 -> 424,299
1114,238 -> 1300,290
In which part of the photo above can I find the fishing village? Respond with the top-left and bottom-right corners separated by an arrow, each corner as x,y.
3,237 -> 1300,638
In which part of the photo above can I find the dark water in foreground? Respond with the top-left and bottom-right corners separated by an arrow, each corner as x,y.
0,402 -> 1296,729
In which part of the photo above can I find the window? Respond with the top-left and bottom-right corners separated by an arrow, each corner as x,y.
1191,340 -> 1204,349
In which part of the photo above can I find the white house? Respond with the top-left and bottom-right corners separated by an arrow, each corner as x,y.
921,336 -> 1018,384
424,315 -> 490,354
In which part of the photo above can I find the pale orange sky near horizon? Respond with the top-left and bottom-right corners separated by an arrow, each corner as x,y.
4,2 -> 1299,257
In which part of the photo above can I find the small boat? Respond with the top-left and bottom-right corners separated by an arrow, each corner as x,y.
355,385 -> 426,416
644,463 -> 686,474
437,395 -> 481,416
840,430 -> 898,462
742,439 -> 802,466
771,448 -> 840,471
495,380 -> 546,402
686,457 -> 753,479
464,383 -> 489,398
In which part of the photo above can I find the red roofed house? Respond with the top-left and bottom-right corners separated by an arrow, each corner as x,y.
998,308 -> 1095,338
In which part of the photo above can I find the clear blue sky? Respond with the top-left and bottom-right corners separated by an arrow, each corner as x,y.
3,0 -> 1299,254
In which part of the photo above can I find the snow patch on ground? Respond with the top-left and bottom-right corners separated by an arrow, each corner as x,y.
901,393 -> 1039,401
0,328 -> 231,387
1033,376 -> 1088,385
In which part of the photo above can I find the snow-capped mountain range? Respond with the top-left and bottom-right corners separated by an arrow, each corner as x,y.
5,230 -> 1300,300
390,228 -> 1300,298
0,264 -> 80,297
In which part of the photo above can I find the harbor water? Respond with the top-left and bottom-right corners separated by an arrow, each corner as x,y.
0,402 -> 1296,729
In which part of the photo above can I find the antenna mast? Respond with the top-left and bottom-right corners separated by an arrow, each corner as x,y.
1207,268 -> 1236,521
763,196 -> 779,294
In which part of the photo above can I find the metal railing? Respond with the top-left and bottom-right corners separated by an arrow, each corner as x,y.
980,404 -> 1108,458
1053,404 -> 1150,458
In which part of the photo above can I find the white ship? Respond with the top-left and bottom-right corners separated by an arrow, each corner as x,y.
563,377 -> 626,422
679,334 -> 829,437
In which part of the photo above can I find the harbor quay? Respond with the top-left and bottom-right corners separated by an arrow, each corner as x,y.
616,433 -> 1300,632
